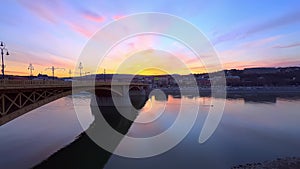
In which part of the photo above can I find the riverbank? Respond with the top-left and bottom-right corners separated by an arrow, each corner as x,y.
159,86 -> 300,95
232,157 -> 300,169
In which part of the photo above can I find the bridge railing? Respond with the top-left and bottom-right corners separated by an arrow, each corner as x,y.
0,79 -> 71,89
0,79 -> 149,90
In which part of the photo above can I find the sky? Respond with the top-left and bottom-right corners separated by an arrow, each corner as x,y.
0,0 -> 300,76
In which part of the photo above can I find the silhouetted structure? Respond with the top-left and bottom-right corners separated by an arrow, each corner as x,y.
45,66 -> 65,80
28,63 -> 34,76
34,88 -> 148,169
0,41 -> 9,79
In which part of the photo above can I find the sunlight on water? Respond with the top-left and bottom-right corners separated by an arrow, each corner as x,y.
105,96 -> 300,169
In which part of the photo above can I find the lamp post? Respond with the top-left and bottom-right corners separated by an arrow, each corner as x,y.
68,69 -> 72,78
104,68 -> 106,82
0,41 -> 9,79
28,63 -> 34,77
78,62 -> 83,77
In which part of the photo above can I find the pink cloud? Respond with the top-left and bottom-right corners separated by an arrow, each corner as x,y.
246,11 -> 300,35
273,42 -> 300,49
84,15 -> 105,22
217,35 -> 283,65
222,61 -> 266,70
112,15 -> 125,20
81,10 -> 105,22
66,21 -> 94,38
9,49 -> 73,68
213,10 -> 300,45
17,0 -> 63,24
221,59 -> 300,70
269,60 -> 300,67
240,36 -> 282,48
219,48 -> 246,60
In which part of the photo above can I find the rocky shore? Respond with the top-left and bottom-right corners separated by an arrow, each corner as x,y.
232,157 -> 300,169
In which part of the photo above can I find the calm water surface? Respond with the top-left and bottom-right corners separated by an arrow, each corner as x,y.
0,93 -> 299,168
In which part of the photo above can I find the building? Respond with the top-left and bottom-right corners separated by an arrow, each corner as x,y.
243,68 -> 278,74
34,73 -> 49,80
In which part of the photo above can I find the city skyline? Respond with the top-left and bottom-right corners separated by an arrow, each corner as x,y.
1,0 -> 300,77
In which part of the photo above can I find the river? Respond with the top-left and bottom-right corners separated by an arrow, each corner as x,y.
0,92 -> 299,168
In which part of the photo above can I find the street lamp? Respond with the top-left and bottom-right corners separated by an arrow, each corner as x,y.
78,62 -> 83,77
28,63 -> 34,77
0,41 -> 9,79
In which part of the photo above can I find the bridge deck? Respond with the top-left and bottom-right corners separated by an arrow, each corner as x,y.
0,80 -> 71,90
0,79 -> 149,125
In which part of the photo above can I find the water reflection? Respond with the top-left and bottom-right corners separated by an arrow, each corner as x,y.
105,94 -> 300,169
164,92 -> 300,104
34,92 -> 148,169
0,92 -> 299,168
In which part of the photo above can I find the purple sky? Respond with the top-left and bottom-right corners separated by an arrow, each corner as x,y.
0,0 -> 300,76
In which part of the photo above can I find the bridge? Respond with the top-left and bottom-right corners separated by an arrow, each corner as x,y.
0,79 -> 148,126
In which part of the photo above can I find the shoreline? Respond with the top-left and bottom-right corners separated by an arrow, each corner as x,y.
232,157 -> 300,169
158,86 -> 300,94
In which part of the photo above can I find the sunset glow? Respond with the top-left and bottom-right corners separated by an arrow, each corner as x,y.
1,1 -> 299,77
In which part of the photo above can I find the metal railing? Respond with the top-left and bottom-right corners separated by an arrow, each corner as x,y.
0,79 -> 71,89
0,79 -> 149,90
